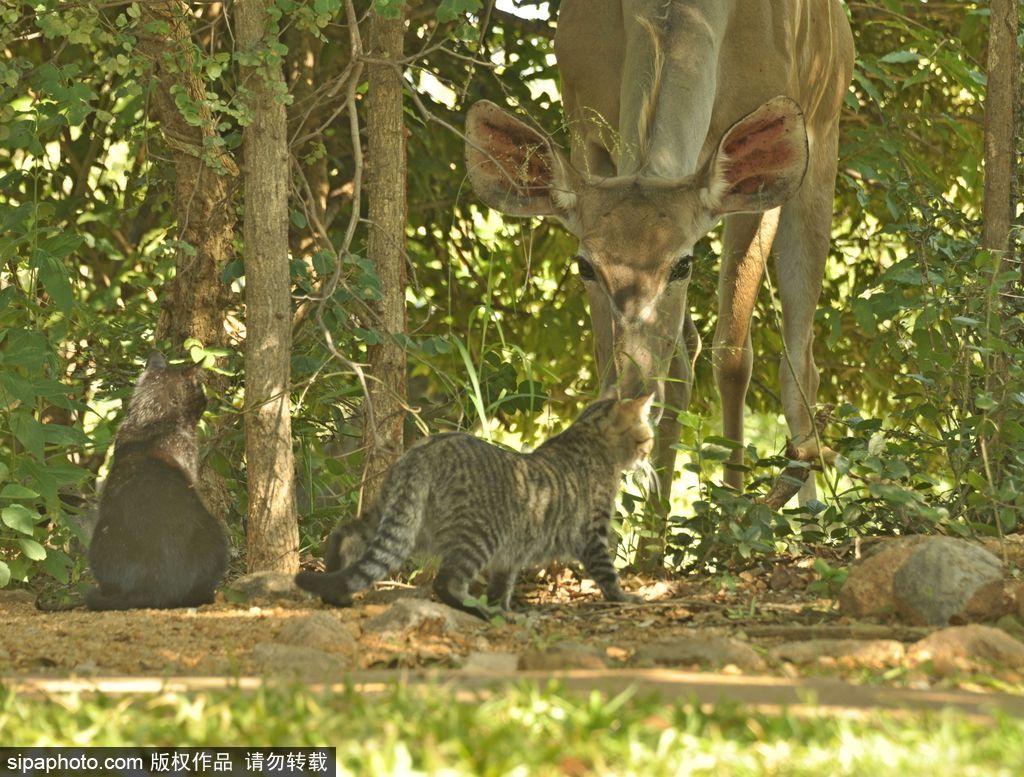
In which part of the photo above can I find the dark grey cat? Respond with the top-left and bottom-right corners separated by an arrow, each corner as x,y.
296,394 -> 654,617
86,352 -> 229,610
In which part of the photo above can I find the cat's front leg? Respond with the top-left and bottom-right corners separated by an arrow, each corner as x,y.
579,517 -> 640,604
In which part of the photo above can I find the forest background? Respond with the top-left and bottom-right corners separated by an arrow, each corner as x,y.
0,0 -> 1022,591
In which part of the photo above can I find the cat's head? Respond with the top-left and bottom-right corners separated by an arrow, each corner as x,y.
578,393 -> 656,469
123,351 -> 208,430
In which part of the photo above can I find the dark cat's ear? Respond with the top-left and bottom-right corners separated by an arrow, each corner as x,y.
186,362 -> 207,382
145,351 -> 168,370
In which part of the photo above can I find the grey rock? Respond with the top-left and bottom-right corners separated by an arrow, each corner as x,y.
362,598 -> 482,637
461,651 -> 520,673
518,642 -> 607,671
908,625 -> 1024,674
0,589 -> 36,606
250,642 -> 354,679
631,632 -> 765,671
770,639 -> 905,668
838,536 -> 927,618
225,572 -> 303,603
277,612 -> 359,656
893,537 -> 1004,626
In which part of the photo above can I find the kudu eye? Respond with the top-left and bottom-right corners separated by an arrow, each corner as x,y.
669,255 -> 692,282
575,255 -> 597,281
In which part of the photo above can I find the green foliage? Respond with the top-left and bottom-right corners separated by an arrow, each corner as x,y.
807,559 -> 850,601
1,1 -> 1021,584
3,682 -> 1024,774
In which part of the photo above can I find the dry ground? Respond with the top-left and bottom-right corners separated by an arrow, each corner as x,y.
4,559 -> 1020,703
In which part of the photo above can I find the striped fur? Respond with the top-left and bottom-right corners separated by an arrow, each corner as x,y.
295,396 -> 654,617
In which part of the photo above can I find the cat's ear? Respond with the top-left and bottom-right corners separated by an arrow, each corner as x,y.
599,385 -> 619,402
145,351 -> 168,371
637,393 -> 656,418
622,395 -> 655,419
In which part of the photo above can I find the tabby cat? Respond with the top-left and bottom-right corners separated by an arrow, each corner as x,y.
295,394 -> 654,617
86,352 -> 230,610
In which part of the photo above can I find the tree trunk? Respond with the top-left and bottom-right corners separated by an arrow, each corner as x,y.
359,11 -> 409,511
982,0 -> 1020,267
136,1 -> 239,349
237,0 -> 299,572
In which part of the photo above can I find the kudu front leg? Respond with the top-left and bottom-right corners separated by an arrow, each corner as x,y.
713,211 -> 779,491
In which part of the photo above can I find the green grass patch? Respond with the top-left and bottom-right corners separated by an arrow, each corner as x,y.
2,681 -> 1023,775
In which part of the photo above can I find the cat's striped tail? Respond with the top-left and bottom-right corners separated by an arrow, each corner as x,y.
295,473 -> 428,606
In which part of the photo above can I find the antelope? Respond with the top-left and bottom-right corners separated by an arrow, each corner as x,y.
465,1 -> 854,545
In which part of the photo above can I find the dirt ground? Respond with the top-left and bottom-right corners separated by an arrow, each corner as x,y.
5,556 -> 1018,702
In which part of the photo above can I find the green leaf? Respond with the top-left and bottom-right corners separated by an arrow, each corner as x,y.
2,504 -> 36,535
10,411 -> 46,460
36,253 -> 74,314
879,50 -> 922,65
18,538 -> 47,561
437,0 -> 480,22
0,561 -> 9,587
373,0 -> 404,19
0,484 -> 39,500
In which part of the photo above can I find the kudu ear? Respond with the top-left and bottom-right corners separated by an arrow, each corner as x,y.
701,96 -> 809,216
465,100 -> 577,219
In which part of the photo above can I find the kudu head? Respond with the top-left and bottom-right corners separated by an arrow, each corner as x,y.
465,97 -> 809,417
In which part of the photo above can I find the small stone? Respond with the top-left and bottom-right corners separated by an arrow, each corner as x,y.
0,589 -> 37,606
908,624 -> 1024,675
461,652 -> 519,673
769,639 -> 905,668
892,537 -> 1004,626
838,536 -> 927,618
250,642 -> 354,679
362,598 -> 482,637
631,632 -> 765,672
519,642 -> 607,671
276,612 -> 359,656
225,572 -> 304,604
979,535 -> 1024,568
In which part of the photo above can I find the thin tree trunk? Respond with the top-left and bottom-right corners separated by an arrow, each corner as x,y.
980,0 -> 1020,533
359,11 -> 408,510
982,0 -> 1020,265
136,1 -> 239,349
237,0 -> 299,572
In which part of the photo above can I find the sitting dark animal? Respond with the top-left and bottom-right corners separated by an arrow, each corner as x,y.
86,353 -> 229,610
296,395 -> 654,618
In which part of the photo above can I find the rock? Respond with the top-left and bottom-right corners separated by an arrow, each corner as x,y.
225,572 -> 304,604
276,612 -> 359,656
250,643 -> 354,679
461,651 -> 520,673
0,589 -> 37,606
892,537 -> 1004,626
518,642 -> 607,671
907,625 -> 1024,675
769,639 -> 905,669
631,632 -> 765,672
838,536 -> 927,618
769,565 -> 804,592
362,598 -> 482,637
979,534 -> 1024,568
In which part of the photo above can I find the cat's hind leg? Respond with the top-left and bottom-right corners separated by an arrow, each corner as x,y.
434,555 -> 490,620
294,570 -> 355,606
485,567 -> 518,612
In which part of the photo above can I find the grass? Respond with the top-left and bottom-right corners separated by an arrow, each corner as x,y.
3,680 -> 1024,775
